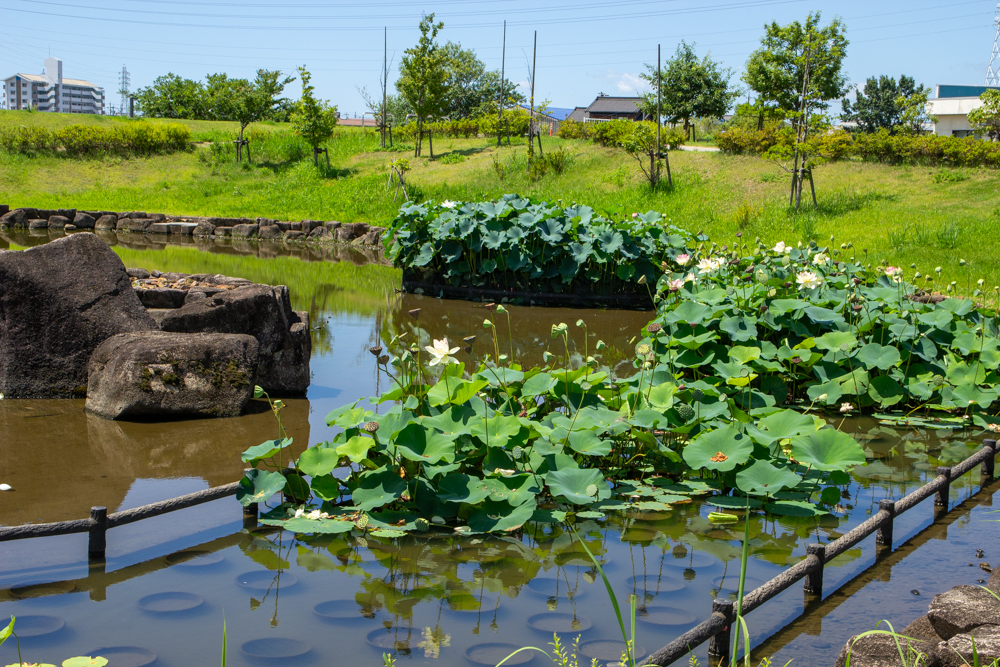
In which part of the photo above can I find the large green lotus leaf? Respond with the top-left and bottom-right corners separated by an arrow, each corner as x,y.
236,469 -> 286,506
437,473 -> 493,504
648,382 -> 678,409
427,376 -> 489,407
486,473 -> 541,506
241,437 -> 293,464
747,409 -> 816,445
393,423 -> 458,464
545,468 -> 610,505
682,425 -> 753,472
813,331 -> 858,353
668,300 -> 716,326
261,516 -> 355,534
807,380 -> 843,405
790,429 -> 866,471
468,497 -> 537,533
326,403 -> 367,428
729,346 -> 762,365
310,475 -> 342,501
420,405 -> 475,435
470,414 -> 522,448
336,435 -> 373,463
705,495 -> 762,509
720,316 -> 758,342
868,375 -> 905,407
735,460 -> 802,495
948,383 -> 998,408
946,360 -> 986,386
764,500 -> 828,517
521,372 -> 557,397
296,445 -> 340,477
352,467 -> 407,511
918,309 -> 954,330
567,429 -> 611,456
855,343 -> 901,371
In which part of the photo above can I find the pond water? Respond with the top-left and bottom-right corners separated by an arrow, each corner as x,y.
0,231 -> 997,667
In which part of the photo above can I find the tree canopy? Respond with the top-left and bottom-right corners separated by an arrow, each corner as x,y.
639,41 -> 738,135
968,89 -> 1000,141
397,13 -> 450,133
291,66 -> 338,156
841,75 -> 927,133
133,73 -> 208,119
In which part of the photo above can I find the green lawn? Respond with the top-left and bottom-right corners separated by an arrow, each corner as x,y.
2,110 -> 999,291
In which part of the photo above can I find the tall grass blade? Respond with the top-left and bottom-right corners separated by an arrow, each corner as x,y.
572,528 -> 635,667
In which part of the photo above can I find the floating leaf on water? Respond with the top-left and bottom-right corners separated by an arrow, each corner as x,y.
708,512 -> 739,524
370,529 -> 406,538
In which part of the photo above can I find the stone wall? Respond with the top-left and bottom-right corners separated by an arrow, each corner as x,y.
0,206 -> 385,247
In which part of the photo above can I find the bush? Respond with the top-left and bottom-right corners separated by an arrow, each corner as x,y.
557,119 -> 590,139
715,126 -> 787,155
477,108 -> 531,138
588,120 -> 685,151
0,121 -> 191,158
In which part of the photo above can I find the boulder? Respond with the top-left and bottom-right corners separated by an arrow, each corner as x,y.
28,219 -> 48,230
86,331 -> 258,420
73,212 -> 96,229
259,224 -> 282,240
928,585 -> 1000,640
903,616 -> 945,643
352,222 -> 370,236
987,568 -> 1000,595
0,234 -> 156,398
158,284 -> 310,395
276,221 -> 291,232
308,226 -> 333,241
284,230 -> 305,242
149,213 -> 166,222
192,221 -> 216,237
95,214 -> 118,230
358,230 -> 382,246
48,215 -> 71,230
834,634 -> 941,667
127,268 -> 151,280
214,226 -> 232,237
1,209 -> 28,227
324,221 -> 341,232
64,224 -> 78,232
128,211 -> 148,219
136,288 -> 187,309
118,218 -> 152,233
231,223 -> 259,238
0,205 -> 8,216
56,208 -> 75,222
936,625 -> 1000,667
335,225 -> 355,241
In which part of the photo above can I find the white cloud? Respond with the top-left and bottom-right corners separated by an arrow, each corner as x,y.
614,73 -> 647,94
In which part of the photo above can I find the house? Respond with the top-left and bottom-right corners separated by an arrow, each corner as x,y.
579,95 -> 647,122
3,58 -> 105,114
518,105 -> 576,134
927,84 -> 1000,137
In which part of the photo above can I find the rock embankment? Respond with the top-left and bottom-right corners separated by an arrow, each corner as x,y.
0,207 -> 385,247
834,568 -> 1000,667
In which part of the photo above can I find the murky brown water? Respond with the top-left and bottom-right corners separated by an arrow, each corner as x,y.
0,234 -> 997,667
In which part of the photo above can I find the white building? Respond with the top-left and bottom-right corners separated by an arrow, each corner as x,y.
3,58 -> 104,114
926,84 -> 1000,137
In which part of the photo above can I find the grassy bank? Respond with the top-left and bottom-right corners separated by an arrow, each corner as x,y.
2,110 -> 999,289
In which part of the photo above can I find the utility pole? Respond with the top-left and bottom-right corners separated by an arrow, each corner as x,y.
528,30 -> 537,159
987,3 -> 1000,85
382,27 -> 388,148
497,20 -> 506,147
118,65 -> 130,116
655,44 -> 661,186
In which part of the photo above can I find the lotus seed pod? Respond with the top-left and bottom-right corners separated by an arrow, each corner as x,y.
363,421 -> 380,433
355,512 -> 370,529
378,355 -> 390,365
369,346 -> 383,356
512,446 -> 524,460
646,323 -> 662,334
692,389 -> 704,401
586,484 -> 599,497
676,404 -> 695,421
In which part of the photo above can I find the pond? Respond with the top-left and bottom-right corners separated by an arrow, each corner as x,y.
0,231 -> 997,667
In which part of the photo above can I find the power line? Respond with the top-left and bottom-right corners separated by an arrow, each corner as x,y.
988,2 -> 1000,85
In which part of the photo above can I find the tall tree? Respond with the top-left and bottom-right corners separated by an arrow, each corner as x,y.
743,12 -> 849,126
841,75 -> 923,133
133,73 -> 207,119
207,69 -> 295,147
897,87 -> 936,135
441,42 -> 523,118
397,13 -> 450,156
639,41 -> 737,140
968,89 -> 1000,141
291,66 -> 339,166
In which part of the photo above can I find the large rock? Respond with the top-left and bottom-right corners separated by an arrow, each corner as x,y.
834,634 -> 941,667
73,212 -> 96,229
259,224 -> 283,240
1,209 -> 28,227
136,288 -> 187,309
903,616 -> 945,643
86,331 -> 258,420
936,625 -> 1000,667
0,234 -> 156,398
231,223 -> 259,238
95,214 -> 117,230
192,221 -> 216,237
928,585 -> 1000,640
308,225 -> 333,241
989,568 -> 1000,595
158,284 -> 310,395
48,215 -> 71,229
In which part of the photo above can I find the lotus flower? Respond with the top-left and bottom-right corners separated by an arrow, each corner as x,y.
676,253 -> 691,266
441,200 -> 458,209
813,253 -> 830,266
425,338 -> 461,366
668,279 -> 685,292
774,241 -> 791,254
796,271 -> 823,290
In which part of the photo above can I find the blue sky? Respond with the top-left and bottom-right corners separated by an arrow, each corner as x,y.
2,0 -> 997,115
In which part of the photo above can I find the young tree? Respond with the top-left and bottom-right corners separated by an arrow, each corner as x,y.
841,75 -> 923,133
207,69 -> 295,154
743,12 -> 849,125
968,89 -> 1000,141
897,87 -> 937,135
133,73 -> 207,119
291,66 -> 338,166
744,12 -> 849,208
397,13 -> 450,156
441,42 -> 523,118
639,41 -> 737,140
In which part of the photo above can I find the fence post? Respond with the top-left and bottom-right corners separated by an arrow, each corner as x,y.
89,506 -> 108,560
936,467 -> 952,508
875,499 -> 895,548
804,544 -> 825,597
983,439 -> 996,480
707,598 -> 735,667
244,503 -> 259,529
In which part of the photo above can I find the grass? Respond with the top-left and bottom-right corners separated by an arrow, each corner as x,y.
3,110 -> 1000,290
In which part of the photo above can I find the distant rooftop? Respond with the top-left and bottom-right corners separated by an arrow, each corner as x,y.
586,96 -> 643,114
936,84 -> 1000,99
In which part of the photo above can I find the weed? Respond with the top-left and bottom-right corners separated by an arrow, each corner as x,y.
437,152 -> 466,164
933,169 -> 968,184
603,165 -> 632,187
733,202 -> 762,230
936,224 -> 960,249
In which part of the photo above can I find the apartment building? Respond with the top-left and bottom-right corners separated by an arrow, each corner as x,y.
3,58 -> 104,114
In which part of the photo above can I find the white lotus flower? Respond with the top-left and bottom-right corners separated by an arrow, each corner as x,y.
839,402 -> 854,413
697,257 -> 723,273
441,200 -> 458,209
425,337 -> 461,366
676,253 -> 691,266
796,271 -> 823,290
774,241 -> 791,254
813,253 -> 830,266
684,272 -> 696,283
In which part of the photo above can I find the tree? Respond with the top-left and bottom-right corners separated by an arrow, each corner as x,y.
968,89 -> 1000,141
397,13 -> 450,156
208,69 -> 295,150
841,75 -> 924,133
743,12 -> 849,126
744,12 -> 849,209
639,41 -> 738,140
291,66 -> 338,166
897,87 -> 936,135
133,73 -> 207,119
441,42 -> 523,118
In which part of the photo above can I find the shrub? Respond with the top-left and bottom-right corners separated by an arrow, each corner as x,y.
477,108 -> 531,138
0,121 -> 191,158
557,119 -> 590,139
715,126 -> 787,155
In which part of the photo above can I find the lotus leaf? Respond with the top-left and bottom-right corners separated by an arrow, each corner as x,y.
437,473 -> 493,504
855,343 -> 901,371
764,500 -> 828,517
296,445 -> 341,477
468,498 -> 536,532
261,516 -> 355,534
545,468 -> 610,504
352,467 -> 407,511
682,426 -> 753,472
335,435 -> 374,464
63,660 -> 108,667
241,437 -> 293,464
393,423 -> 458,464
735,460 -> 802,495
236,469 -> 287,506
790,429 -> 866,471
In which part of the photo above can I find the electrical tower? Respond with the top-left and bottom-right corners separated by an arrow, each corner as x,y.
988,3 -> 1000,85
118,65 -> 130,116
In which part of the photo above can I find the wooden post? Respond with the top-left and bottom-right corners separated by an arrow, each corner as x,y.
325,148 -> 330,169
804,544 -> 825,597
875,498 -> 895,548
983,439 -> 996,480
808,169 -> 818,207
89,506 -> 108,560
244,503 -> 259,529
428,130 -> 434,159
656,43 -> 661,187
707,598 -> 734,667
936,467 -> 951,507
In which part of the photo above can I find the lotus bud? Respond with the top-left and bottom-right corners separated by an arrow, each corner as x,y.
483,319 -> 494,328
960,259 -> 967,266
934,266 -> 942,274
638,274 -> 647,285
576,319 -> 585,327
495,304 -> 507,313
